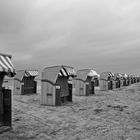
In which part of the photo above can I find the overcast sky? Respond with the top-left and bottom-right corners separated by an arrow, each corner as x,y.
0,0 -> 140,74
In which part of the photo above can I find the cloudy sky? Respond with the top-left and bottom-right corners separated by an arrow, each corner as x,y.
0,0 -> 140,74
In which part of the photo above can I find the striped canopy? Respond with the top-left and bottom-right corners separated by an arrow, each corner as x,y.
121,74 -> 128,79
100,72 -> 114,80
42,65 -> 76,84
76,69 -> 98,81
59,66 -> 76,77
25,70 -> 38,77
88,70 -> 98,77
0,53 -> 15,77
114,73 -> 122,80
14,70 -> 38,81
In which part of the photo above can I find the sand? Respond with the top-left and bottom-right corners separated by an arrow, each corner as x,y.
0,83 -> 140,140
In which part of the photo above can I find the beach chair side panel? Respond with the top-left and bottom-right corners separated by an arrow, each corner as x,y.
41,81 -> 55,106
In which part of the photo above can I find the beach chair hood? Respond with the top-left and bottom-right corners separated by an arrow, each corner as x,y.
42,65 -> 76,84
100,72 -> 114,80
14,70 -> 38,81
0,53 -> 15,77
76,69 -> 98,81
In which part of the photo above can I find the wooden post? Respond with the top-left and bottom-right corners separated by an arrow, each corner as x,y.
91,81 -> 95,94
0,73 -> 4,126
85,82 -> 89,96
110,80 -> 113,90
68,83 -> 72,102
108,81 -> 110,90
21,84 -> 24,95
34,81 -> 37,93
55,85 -> 61,106
2,89 -> 12,127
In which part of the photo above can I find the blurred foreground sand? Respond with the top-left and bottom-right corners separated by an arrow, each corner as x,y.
0,81 -> 140,140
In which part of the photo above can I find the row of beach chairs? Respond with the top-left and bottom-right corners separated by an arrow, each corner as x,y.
0,53 -> 140,133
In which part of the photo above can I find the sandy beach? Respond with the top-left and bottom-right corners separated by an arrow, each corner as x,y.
0,82 -> 140,140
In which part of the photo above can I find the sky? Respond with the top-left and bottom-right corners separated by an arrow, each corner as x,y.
0,0 -> 140,74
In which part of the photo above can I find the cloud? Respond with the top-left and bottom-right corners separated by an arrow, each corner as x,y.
0,0 -> 140,74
